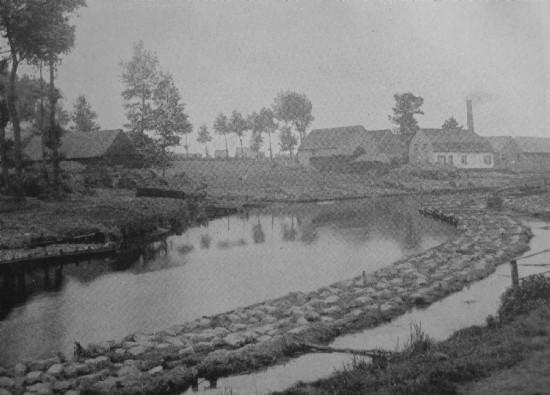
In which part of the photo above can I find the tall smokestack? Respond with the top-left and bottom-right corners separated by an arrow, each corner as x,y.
466,99 -> 474,132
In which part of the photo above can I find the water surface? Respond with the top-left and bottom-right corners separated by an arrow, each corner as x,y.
0,197 -> 453,365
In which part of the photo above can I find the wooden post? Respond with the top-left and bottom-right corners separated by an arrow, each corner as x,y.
511,260 -> 519,288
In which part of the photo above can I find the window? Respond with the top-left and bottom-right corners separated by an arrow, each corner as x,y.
484,155 -> 492,165
437,155 -> 446,164
461,155 -> 467,165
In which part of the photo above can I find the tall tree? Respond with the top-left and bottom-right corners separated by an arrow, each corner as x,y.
120,40 -> 160,159
279,125 -> 298,157
250,130 -> 263,155
272,91 -> 314,144
249,107 -> 276,160
389,92 -> 424,136
196,124 -> 212,157
228,110 -> 247,156
71,94 -> 100,132
441,116 -> 463,132
0,0 -> 85,197
0,58 -> 9,191
152,72 -> 191,176
213,112 -> 229,155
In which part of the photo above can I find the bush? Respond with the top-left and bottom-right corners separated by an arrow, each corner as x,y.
498,274 -> 550,322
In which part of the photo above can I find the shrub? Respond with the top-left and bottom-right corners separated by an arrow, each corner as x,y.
498,274 -> 550,322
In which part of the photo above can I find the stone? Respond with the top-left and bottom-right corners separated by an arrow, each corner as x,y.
85,356 -> 109,370
128,345 -> 146,356
296,316 -> 309,325
198,318 -> 211,327
223,333 -> 247,348
323,295 -> 340,304
25,371 -> 42,384
46,364 -> 64,377
178,346 -> 194,356
91,377 -> 118,393
288,326 -> 307,335
0,377 -> 14,388
14,363 -> 26,377
26,382 -> 52,395
65,390 -> 80,395
52,380 -> 72,392
164,336 -> 185,347
0,389 -> 12,395
148,366 -> 163,375
117,365 -> 140,378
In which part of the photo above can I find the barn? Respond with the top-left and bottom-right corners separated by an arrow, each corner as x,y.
297,125 -> 408,170
409,129 -> 494,169
23,129 -> 141,167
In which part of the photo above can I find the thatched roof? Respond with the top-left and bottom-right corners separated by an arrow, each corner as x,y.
421,129 -> 493,153
24,129 -> 126,161
300,126 -> 408,161
514,137 -> 550,154
487,136 -> 515,152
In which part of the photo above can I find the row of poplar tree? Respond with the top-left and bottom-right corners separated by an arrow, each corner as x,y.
120,41 -> 316,172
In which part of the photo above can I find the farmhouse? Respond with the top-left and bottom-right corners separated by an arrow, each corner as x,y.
23,129 -> 140,167
297,125 -> 408,168
487,136 -> 521,171
488,136 -> 550,173
409,128 -> 494,169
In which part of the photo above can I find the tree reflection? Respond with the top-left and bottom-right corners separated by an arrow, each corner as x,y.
252,222 -> 265,244
281,217 -> 297,241
200,234 -> 212,249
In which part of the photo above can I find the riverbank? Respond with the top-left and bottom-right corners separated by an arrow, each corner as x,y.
0,188 -> 242,264
0,193 -> 532,394
277,273 -> 550,395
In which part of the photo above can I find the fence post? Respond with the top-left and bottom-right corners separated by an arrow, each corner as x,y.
510,259 -> 519,288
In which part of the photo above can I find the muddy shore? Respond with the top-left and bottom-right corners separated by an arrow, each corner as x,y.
0,192 -> 533,395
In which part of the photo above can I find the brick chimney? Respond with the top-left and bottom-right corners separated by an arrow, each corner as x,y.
466,99 -> 474,132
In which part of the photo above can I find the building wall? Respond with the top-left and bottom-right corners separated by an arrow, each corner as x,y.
493,140 -> 522,171
432,152 -> 494,169
519,153 -> 550,173
409,132 -> 433,164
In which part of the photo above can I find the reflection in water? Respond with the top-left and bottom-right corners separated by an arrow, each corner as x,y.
0,197 -> 454,366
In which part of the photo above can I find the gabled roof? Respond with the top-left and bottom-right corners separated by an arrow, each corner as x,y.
299,126 -> 408,158
24,129 -> 126,161
487,136 -> 516,152
299,125 -> 372,152
514,137 -> 550,154
419,128 -> 493,153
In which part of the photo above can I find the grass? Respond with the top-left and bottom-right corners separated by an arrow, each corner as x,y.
274,274 -> 550,395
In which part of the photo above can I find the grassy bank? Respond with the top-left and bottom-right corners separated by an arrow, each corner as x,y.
0,188 -> 213,253
276,274 -> 550,395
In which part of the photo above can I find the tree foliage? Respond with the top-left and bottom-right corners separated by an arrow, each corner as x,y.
152,72 -> 191,175
0,0 -> 85,198
389,92 -> 424,136
249,107 -> 276,159
441,116 -> 463,132
196,124 -> 212,156
228,110 -> 248,154
70,94 -> 100,133
273,91 -> 314,144
279,124 -> 298,156
213,112 -> 229,154
121,41 -> 159,135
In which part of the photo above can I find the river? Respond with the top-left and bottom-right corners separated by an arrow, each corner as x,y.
0,196 -> 454,366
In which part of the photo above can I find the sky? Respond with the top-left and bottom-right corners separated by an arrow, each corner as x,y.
50,0 -> 550,154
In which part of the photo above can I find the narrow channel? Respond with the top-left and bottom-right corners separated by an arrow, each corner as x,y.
186,219 -> 550,395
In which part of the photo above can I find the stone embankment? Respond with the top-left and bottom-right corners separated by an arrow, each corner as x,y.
0,196 -> 532,395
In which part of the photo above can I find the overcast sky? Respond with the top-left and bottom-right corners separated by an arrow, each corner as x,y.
53,0 -> 549,154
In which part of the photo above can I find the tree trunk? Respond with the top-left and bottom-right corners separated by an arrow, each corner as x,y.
7,54 -> 23,199
224,133 -> 228,155
39,62 -> 47,180
49,58 -> 60,194
239,137 -> 243,156
0,123 -> 8,191
268,130 -> 273,160
162,146 -> 166,177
